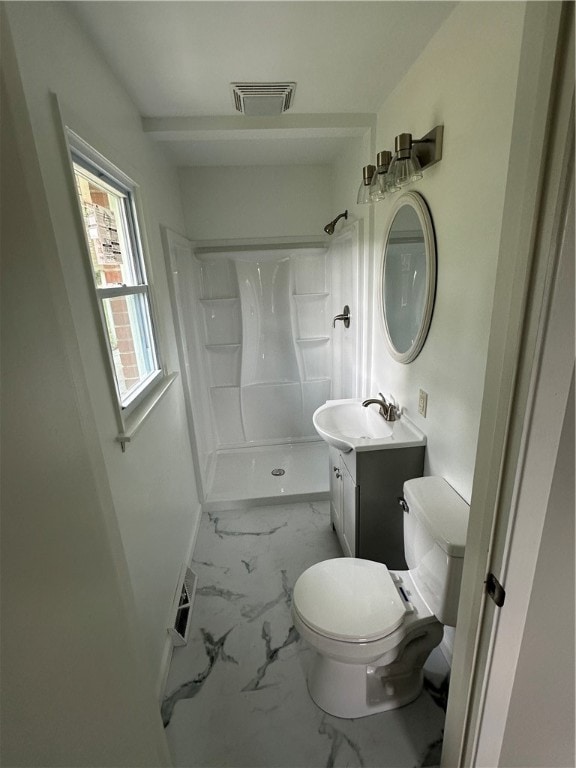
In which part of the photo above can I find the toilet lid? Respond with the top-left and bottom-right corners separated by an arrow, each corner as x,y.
293,558 -> 406,642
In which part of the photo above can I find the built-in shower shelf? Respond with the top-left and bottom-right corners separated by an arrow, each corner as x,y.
205,343 -> 241,349
296,337 -> 330,343
200,297 -> 242,346
293,292 -> 329,341
199,297 -> 239,303
239,380 -> 301,387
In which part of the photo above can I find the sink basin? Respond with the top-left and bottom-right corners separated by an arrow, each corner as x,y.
313,398 -> 426,453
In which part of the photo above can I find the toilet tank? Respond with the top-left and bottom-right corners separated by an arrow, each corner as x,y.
403,477 -> 469,626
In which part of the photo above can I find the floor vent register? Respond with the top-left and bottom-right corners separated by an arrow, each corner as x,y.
168,565 -> 198,646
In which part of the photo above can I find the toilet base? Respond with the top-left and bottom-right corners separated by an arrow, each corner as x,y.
306,623 -> 444,719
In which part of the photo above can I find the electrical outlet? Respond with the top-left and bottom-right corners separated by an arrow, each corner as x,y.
418,389 -> 428,417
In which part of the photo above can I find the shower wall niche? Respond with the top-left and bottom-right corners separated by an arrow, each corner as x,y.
193,247 -> 331,448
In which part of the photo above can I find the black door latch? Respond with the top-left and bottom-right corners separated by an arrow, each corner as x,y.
485,572 -> 506,607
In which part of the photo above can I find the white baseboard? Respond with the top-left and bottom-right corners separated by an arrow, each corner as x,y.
155,501 -> 202,701
157,635 -> 175,703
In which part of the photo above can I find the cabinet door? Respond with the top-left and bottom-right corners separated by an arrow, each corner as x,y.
328,446 -> 342,533
354,446 -> 424,568
341,462 -> 357,557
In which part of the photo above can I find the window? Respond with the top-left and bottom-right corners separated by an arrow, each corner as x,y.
69,141 -> 163,413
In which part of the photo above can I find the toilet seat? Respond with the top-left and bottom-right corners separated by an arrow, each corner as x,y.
293,558 -> 407,642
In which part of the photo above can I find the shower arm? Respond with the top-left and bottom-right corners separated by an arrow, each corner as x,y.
324,210 -> 348,235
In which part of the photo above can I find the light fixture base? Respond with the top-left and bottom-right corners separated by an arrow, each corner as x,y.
414,125 -> 443,171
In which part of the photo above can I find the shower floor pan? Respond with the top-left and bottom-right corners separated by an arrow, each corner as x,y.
203,441 -> 329,512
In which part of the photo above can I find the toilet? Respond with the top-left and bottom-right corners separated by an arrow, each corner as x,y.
292,476 -> 469,718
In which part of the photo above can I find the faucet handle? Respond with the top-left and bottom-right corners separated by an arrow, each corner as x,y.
332,305 -> 351,328
378,392 -> 400,420
387,395 -> 400,420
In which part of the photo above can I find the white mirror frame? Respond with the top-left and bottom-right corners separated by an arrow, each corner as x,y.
379,191 -> 436,364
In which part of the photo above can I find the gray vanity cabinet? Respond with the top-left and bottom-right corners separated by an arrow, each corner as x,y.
328,444 -> 425,569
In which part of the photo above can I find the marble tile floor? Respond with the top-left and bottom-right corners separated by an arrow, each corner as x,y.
162,501 -> 449,768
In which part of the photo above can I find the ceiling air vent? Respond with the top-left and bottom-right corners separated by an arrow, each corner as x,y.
231,82 -> 296,116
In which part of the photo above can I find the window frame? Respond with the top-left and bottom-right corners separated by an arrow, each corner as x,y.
66,130 -> 166,422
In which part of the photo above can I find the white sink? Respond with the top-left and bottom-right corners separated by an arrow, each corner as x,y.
313,398 -> 426,453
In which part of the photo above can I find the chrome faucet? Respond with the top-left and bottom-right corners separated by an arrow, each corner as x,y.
362,392 -> 399,422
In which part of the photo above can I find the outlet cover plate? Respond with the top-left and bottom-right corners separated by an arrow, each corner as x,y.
418,389 -> 428,417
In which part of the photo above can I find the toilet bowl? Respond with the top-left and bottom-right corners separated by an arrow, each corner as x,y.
293,559 -> 443,717
292,476 -> 469,718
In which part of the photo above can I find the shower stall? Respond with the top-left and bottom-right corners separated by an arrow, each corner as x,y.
164,230 -> 361,509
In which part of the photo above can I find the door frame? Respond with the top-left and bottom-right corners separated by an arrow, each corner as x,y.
442,3 -> 574,764
162,227 -> 208,502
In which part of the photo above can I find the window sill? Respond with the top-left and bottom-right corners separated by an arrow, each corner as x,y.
116,372 -> 178,451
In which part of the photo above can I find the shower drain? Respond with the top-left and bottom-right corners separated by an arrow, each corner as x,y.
271,468 -> 285,476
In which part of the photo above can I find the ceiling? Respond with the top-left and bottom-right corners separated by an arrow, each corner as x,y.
71,1 -> 456,166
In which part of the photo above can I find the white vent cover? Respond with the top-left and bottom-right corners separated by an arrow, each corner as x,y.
231,82 -> 296,116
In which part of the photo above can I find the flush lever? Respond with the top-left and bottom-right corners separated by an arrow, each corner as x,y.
398,497 -> 409,514
333,305 -> 351,328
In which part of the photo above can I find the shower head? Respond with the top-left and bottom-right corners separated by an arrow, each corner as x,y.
324,210 -> 348,235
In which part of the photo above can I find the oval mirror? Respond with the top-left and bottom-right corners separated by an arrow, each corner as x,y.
380,191 -> 436,363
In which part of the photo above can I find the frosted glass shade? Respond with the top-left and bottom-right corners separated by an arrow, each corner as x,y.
357,179 -> 373,205
357,165 -> 375,205
369,171 -> 388,201
391,152 -> 423,188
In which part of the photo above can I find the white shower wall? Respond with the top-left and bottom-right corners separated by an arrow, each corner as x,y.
193,247 -> 331,449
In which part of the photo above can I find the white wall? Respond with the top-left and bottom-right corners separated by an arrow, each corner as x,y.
1,66 -> 170,767
179,164 -> 333,241
4,1 -> 201,690
366,2 -> 526,503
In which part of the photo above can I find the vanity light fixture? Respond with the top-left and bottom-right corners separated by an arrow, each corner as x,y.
361,125 -> 444,201
357,165 -> 376,205
389,125 -> 444,190
369,150 -> 393,201
388,133 -> 423,188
